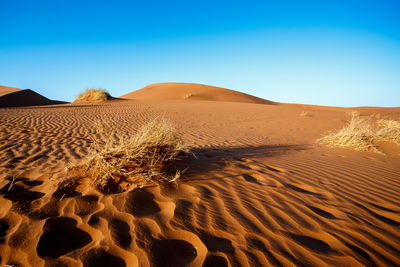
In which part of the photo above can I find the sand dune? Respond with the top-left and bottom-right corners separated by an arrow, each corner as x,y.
121,82 -> 275,105
0,86 -> 22,97
0,85 -> 64,108
0,93 -> 400,266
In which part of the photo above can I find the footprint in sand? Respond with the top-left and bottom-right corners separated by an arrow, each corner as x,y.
37,217 -> 92,258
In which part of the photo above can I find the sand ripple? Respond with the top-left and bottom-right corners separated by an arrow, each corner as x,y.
1,101 -> 400,266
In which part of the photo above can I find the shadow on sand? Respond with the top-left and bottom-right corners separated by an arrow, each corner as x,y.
174,144 -> 309,181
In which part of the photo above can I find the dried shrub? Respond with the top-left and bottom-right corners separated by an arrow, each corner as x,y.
318,113 -> 400,153
68,118 -> 189,192
74,88 -> 111,102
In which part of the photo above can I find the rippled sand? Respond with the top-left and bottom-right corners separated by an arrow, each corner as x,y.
1,98 -> 400,266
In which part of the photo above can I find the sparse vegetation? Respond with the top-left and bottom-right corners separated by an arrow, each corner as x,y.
300,111 -> 309,117
346,110 -> 360,117
184,93 -> 193,99
67,118 -> 189,192
74,88 -> 111,102
376,119 -> 400,144
318,113 -> 400,153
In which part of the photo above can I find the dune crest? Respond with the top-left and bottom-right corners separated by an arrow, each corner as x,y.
0,86 -> 64,108
0,86 -> 22,97
121,82 -> 275,105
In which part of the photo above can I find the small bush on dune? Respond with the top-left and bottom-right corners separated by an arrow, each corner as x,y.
74,88 -> 111,102
376,119 -> 400,144
69,118 -> 189,192
300,111 -> 309,117
184,93 -> 193,99
318,113 -> 400,153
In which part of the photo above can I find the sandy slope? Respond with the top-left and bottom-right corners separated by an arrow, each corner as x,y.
0,85 -> 63,108
0,86 -> 22,97
0,97 -> 400,266
121,83 -> 275,105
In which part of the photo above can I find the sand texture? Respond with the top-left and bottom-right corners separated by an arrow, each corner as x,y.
1,88 -> 400,266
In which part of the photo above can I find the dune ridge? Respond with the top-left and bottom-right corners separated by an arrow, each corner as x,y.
0,86 -> 64,108
121,82 -> 275,105
0,85 -> 22,97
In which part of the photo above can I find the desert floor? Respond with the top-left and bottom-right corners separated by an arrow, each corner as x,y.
0,99 -> 400,266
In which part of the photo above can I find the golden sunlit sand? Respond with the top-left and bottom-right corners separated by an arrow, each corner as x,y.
0,83 -> 399,266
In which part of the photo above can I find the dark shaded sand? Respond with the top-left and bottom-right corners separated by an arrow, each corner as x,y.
0,86 -> 65,108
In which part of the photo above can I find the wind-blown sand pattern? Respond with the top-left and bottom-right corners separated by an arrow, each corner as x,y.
0,86 -> 400,266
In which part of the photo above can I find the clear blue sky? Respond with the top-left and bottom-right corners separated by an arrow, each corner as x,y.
1,0 -> 399,107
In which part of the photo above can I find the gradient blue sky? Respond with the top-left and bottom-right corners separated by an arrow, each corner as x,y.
1,0 -> 399,106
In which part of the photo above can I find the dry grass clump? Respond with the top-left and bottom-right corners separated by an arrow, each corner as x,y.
300,111 -> 309,117
72,118 -> 189,192
184,93 -> 193,99
318,113 -> 400,153
74,88 -> 111,102
377,119 -> 400,144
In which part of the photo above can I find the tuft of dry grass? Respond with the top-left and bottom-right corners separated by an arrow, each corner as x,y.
318,113 -> 400,153
346,110 -> 360,117
74,88 -> 111,102
184,93 -> 193,99
68,118 -> 189,192
377,119 -> 400,144
300,111 -> 309,117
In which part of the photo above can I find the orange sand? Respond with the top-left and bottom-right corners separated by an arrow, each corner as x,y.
0,84 -> 399,266
122,83 -> 275,105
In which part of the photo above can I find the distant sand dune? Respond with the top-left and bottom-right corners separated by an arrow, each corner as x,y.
0,86 -> 64,108
0,85 -> 22,97
121,82 -> 276,105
